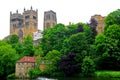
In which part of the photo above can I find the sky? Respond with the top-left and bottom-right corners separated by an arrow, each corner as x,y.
0,0 -> 120,39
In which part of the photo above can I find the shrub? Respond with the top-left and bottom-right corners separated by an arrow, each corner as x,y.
7,73 -> 17,79
82,56 -> 95,77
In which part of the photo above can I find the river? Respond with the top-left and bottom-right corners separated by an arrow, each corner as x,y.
36,77 -> 120,80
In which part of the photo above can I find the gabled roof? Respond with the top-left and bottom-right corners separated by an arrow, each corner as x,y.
17,56 -> 36,63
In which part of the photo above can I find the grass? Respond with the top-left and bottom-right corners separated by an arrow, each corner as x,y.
95,71 -> 120,78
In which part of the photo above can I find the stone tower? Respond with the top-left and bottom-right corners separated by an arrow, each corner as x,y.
43,10 -> 57,30
91,15 -> 105,34
10,7 -> 38,39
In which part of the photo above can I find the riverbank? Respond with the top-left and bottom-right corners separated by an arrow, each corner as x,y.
95,71 -> 120,78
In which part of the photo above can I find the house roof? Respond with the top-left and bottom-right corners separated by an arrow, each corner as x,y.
17,56 -> 36,63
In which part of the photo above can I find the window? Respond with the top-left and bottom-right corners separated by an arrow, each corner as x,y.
25,22 -> 29,26
13,24 -> 16,28
33,16 -> 37,20
46,23 -> 50,27
46,14 -> 50,20
52,14 -> 55,21
34,23 -> 37,26
18,22 -> 23,27
25,15 -> 30,19
18,29 -> 23,38
11,18 -> 16,22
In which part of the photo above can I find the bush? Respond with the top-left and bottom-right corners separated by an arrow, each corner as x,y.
95,71 -> 120,78
82,56 -> 95,77
7,73 -> 17,79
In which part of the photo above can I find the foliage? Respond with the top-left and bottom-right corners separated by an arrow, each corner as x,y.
105,9 -> 120,30
7,34 -> 23,54
7,34 -> 19,44
94,24 -> 120,70
42,50 -> 62,76
59,52 -> 79,76
96,56 -> 120,71
61,33 -> 88,55
7,73 -> 17,79
28,68 -> 36,79
0,40 -> 18,79
95,71 -> 120,78
41,24 -> 66,55
82,56 -> 95,77
23,34 -> 34,56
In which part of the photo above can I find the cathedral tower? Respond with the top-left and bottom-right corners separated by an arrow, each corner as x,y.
10,7 -> 38,39
43,10 -> 57,30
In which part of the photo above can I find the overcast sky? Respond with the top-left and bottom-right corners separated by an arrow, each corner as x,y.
0,0 -> 120,39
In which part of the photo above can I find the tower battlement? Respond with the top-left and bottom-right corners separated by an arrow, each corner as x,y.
44,10 -> 57,30
10,7 -> 38,39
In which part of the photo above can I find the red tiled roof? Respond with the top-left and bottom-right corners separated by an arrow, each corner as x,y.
17,56 -> 36,63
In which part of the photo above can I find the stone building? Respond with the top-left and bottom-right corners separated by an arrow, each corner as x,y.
33,30 -> 43,46
91,15 -> 105,34
44,10 -> 57,30
15,56 -> 36,78
10,7 -> 38,40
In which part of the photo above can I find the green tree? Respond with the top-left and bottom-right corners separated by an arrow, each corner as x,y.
43,50 -> 62,76
7,34 -> 23,54
82,56 -> 95,77
7,34 -> 19,44
94,24 -> 120,70
28,68 -> 35,79
61,33 -> 88,56
105,9 -> 120,30
0,41 -> 18,79
23,34 -> 34,56
41,23 -> 66,55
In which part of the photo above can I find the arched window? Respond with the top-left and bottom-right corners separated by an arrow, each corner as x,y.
46,23 -> 50,27
18,29 -> 23,38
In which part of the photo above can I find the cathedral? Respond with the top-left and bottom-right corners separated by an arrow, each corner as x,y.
10,7 -> 57,40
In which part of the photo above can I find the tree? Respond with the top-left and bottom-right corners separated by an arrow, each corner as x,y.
105,9 -> 120,30
61,33 -> 88,56
43,50 -> 62,76
94,24 -> 120,70
104,24 -> 120,60
0,41 -> 18,79
82,56 -> 95,77
59,52 -> 79,76
7,34 -> 23,54
41,23 -> 66,55
7,34 -> 19,44
23,34 -> 34,56
28,68 -> 36,79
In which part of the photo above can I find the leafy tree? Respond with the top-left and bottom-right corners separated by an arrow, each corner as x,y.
104,24 -> 120,60
0,41 -> 18,79
23,34 -> 34,56
7,34 -> 23,54
82,56 -> 95,77
105,9 -> 120,30
59,52 -> 79,76
41,23 -> 66,55
7,34 -> 19,44
28,68 -> 36,79
43,50 -> 62,76
61,33 -> 88,56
